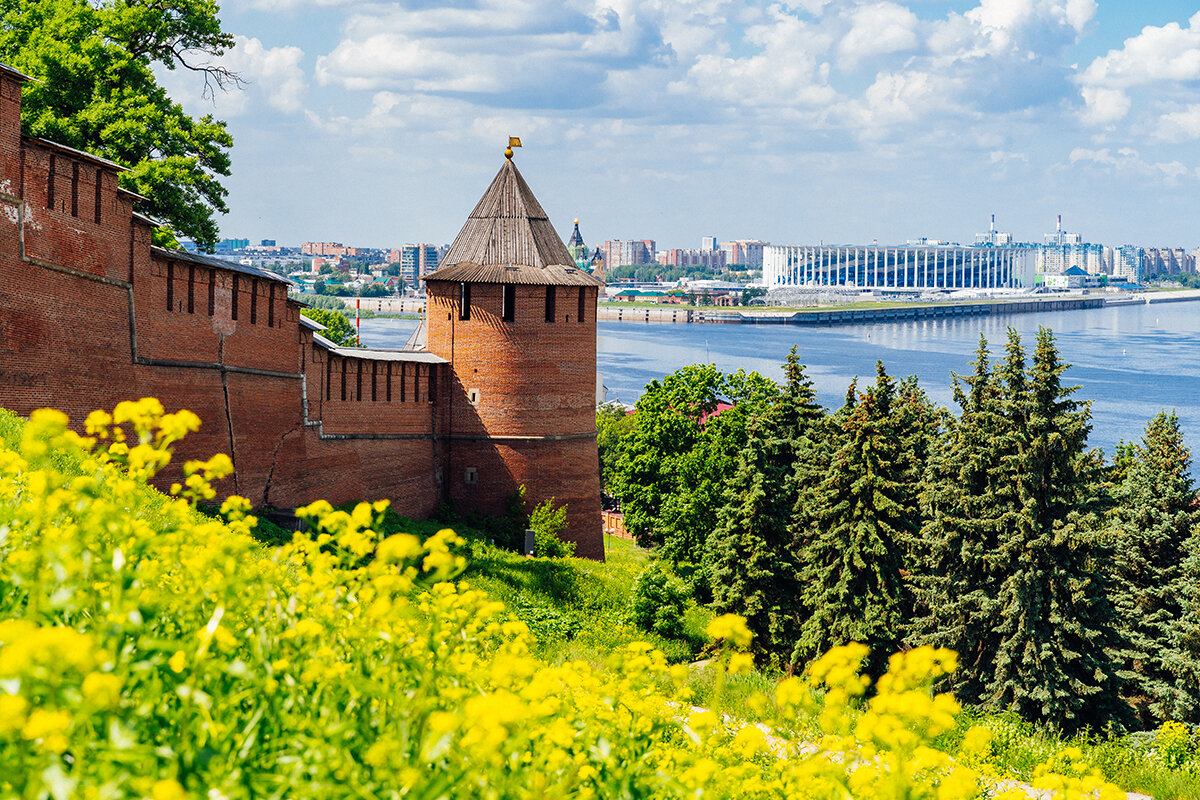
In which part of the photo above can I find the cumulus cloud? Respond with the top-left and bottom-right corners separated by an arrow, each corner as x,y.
1068,146 -> 1192,181
312,0 -> 665,110
676,6 -> 838,108
158,35 -> 306,117
837,2 -> 920,70
1078,11 -> 1200,126
1156,104 -> 1200,143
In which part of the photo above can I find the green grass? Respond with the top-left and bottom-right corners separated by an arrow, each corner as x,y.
460,530 -> 708,665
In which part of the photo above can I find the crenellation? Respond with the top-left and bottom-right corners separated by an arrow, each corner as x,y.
0,64 -> 604,557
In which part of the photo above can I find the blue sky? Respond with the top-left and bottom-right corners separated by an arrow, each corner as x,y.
165,0 -> 1200,251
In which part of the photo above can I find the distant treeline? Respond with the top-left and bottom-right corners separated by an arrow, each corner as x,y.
1147,271 -> 1200,289
604,263 -> 758,283
598,328 -> 1200,734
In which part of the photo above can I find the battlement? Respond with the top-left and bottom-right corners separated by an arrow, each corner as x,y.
0,62 -> 602,557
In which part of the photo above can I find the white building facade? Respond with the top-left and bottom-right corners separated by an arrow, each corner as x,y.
762,244 -> 1038,290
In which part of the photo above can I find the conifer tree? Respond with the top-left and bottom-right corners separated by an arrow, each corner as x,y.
988,327 -> 1129,732
1111,412 -> 1200,723
709,348 -> 824,667
794,363 -> 913,677
911,335 -> 1015,704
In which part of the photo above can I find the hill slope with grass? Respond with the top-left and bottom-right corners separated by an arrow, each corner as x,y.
0,403 -> 1189,799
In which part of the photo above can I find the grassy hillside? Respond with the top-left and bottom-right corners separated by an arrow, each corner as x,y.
1,404 -> 1196,798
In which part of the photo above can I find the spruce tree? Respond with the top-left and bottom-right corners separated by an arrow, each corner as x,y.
709,348 -> 824,667
1111,412 -> 1200,723
911,335 -> 1014,704
988,327 -> 1129,732
794,363 -> 913,677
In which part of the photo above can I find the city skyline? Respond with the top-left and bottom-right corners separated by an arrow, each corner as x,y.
167,1 -> 1200,249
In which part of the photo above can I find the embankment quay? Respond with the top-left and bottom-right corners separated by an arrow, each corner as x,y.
596,291 -> 1200,325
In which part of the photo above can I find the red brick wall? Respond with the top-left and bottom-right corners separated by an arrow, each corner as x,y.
426,279 -> 603,557
0,68 -> 602,558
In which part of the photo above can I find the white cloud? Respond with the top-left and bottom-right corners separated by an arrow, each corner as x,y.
1156,104 -> 1200,143
843,70 -> 958,130
1078,85 -> 1130,126
672,5 -> 837,108
1068,146 -> 1192,181
1078,11 -> 1200,126
837,2 -> 920,70
228,36 -> 307,114
157,35 -> 307,117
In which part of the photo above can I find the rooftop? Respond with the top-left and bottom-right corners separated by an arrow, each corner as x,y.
425,156 -> 603,288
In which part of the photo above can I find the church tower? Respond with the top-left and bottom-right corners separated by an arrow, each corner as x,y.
423,148 -> 605,559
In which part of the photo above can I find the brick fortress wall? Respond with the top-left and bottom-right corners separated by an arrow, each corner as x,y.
0,66 -> 604,559
0,67 -> 445,522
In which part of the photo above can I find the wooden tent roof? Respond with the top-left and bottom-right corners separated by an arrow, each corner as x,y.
425,158 -> 603,287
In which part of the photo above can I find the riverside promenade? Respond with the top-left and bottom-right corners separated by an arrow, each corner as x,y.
596,291 -> 1200,326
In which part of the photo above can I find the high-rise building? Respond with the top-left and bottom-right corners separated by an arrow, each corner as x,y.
394,244 -> 438,284
603,239 -> 656,268
1114,245 -> 1144,283
702,236 -> 717,251
720,240 -> 768,268
658,248 -> 727,269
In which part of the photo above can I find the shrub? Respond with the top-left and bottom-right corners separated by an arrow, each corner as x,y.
631,560 -> 690,638
0,400 -> 1132,799
530,497 -> 575,558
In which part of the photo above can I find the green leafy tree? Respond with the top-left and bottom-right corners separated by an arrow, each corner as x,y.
794,363 -> 913,677
0,0 -> 239,249
1110,412 -> 1200,724
595,402 -> 635,499
530,498 -> 574,559
301,308 -> 359,347
988,328 -> 1129,733
709,348 -> 824,668
609,364 -> 776,567
631,561 -> 689,638
359,283 -> 389,298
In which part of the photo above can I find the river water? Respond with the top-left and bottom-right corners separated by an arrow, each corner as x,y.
357,301 -> 1200,458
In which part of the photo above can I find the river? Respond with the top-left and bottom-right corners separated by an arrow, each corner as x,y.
357,301 -> 1200,458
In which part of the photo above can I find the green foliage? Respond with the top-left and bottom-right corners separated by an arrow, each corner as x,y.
988,328 -> 1127,733
595,402 -> 635,496
794,362 -> 918,677
358,283 -> 390,298
915,329 -> 1129,734
300,307 -> 359,347
530,498 -> 575,558
1110,412 -> 1200,725
290,293 -> 346,311
608,363 -> 777,566
708,347 -> 824,670
0,0 -> 237,249
631,560 -> 689,638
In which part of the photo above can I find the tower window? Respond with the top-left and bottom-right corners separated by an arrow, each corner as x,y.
459,283 -> 471,320
577,287 -> 586,323
502,284 -> 515,322
545,286 -> 556,323
464,467 -> 479,485
231,275 -> 239,320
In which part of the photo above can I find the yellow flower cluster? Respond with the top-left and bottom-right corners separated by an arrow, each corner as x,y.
0,400 -> 1129,798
